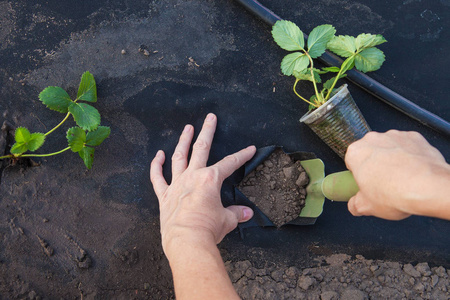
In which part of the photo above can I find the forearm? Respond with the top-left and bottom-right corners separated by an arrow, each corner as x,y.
165,233 -> 239,300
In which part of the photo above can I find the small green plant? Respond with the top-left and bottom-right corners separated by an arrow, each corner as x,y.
0,71 -> 110,169
272,20 -> 387,110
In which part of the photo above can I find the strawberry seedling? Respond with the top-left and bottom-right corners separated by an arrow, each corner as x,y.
0,71 -> 110,169
272,20 -> 387,110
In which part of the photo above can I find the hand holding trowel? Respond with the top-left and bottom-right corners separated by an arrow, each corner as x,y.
298,158 -> 359,219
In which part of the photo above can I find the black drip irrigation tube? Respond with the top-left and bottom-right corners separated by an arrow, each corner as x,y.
234,0 -> 450,138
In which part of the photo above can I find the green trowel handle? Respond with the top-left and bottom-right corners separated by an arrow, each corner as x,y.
322,171 -> 359,202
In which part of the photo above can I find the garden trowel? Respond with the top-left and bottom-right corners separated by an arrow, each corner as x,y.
298,158 -> 359,219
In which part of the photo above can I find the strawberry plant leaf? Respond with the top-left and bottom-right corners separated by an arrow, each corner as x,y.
311,67 -> 328,75
67,127 -> 86,152
309,95 -> 318,110
294,69 -> 321,83
355,33 -> 387,51
355,48 -> 385,73
10,143 -> 28,154
79,147 -> 95,169
14,127 -> 31,144
307,24 -> 336,58
323,77 -> 336,91
77,71 -> 97,103
281,52 -> 309,76
341,56 -> 356,74
327,35 -> 356,58
39,86 -> 73,113
321,66 -> 340,73
272,20 -> 305,51
86,126 -> 111,146
28,133 -> 45,151
10,128 -> 45,153
323,73 -> 347,93
69,102 -> 100,131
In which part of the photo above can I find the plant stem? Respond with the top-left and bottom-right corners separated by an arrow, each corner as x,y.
324,71 -> 344,101
20,146 -> 71,158
293,79 -> 318,107
45,112 -> 71,136
325,55 -> 355,101
0,154 -> 13,159
306,53 -> 322,104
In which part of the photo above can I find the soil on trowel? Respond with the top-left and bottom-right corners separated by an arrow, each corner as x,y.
238,149 -> 309,227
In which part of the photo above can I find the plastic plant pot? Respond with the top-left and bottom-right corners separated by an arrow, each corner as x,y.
300,84 -> 371,159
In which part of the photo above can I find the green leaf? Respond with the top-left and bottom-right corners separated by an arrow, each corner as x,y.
77,71 -> 97,103
281,52 -> 310,76
324,72 -> 348,90
67,127 -> 86,152
10,128 -> 45,153
355,48 -> 385,73
79,147 -> 95,169
309,67 -> 327,74
341,56 -> 356,74
69,103 -> 100,131
14,127 -> 31,144
39,86 -> 73,113
327,35 -> 356,58
309,95 -> 318,111
28,133 -> 45,151
10,143 -> 28,154
355,33 -> 387,51
321,66 -> 340,73
294,68 -> 321,83
323,77 -> 336,91
307,24 -> 336,58
272,20 -> 305,51
86,126 -> 111,146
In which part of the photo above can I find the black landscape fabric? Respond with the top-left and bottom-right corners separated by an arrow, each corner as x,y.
0,0 -> 449,297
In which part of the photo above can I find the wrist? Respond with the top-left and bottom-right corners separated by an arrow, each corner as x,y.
402,162 -> 450,219
163,227 -> 240,300
162,225 -> 217,261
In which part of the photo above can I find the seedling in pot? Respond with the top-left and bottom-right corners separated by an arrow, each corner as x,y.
271,20 -> 387,110
0,71 -> 110,169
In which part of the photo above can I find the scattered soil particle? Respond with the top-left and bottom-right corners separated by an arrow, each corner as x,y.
225,254 -> 450,300
188,57 -> 200,68
37,235 -> 54,257
239,149 -> 309,227
119,249 -> 139,266
65,234 -> 92,269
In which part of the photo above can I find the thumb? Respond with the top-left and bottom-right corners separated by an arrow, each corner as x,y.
347,193 -> 367,217
226,205 -> 254,223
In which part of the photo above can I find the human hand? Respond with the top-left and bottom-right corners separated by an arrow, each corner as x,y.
345,130 -> 450,220
150,113 -> 256,258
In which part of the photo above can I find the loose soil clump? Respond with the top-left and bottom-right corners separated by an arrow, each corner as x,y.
239,149 -> 309,227
225,254 -> 450,300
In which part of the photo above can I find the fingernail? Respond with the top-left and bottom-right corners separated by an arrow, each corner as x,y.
156,150 -> 163,158
242,208 -> 254,220
206,113 -> 215,121
247,145 -> 256,151
183,125 -> 191,133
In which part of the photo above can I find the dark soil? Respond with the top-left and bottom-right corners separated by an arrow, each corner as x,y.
239,149 -> 309,227
226,254 -> 450,300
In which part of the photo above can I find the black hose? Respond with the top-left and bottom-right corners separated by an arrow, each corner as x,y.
234,0 -> 450,137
